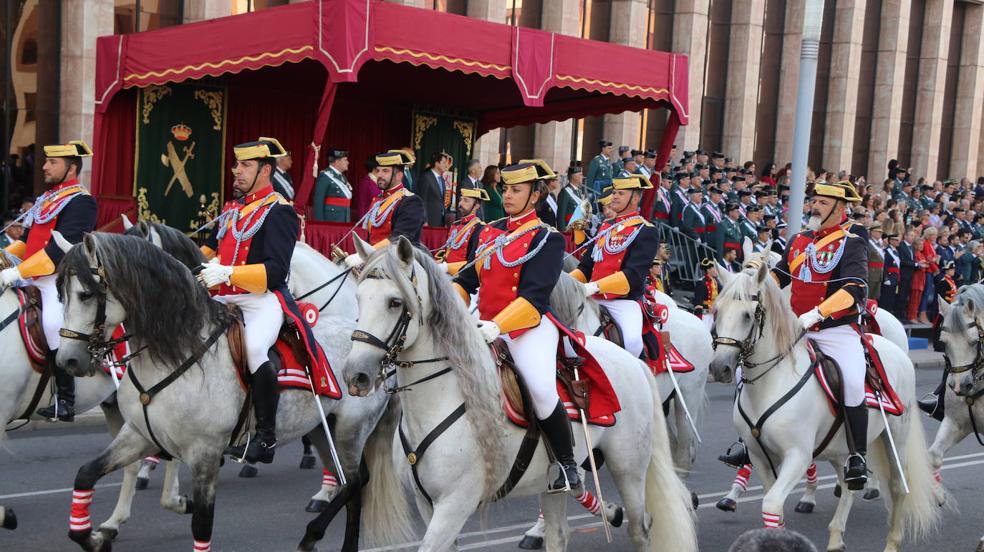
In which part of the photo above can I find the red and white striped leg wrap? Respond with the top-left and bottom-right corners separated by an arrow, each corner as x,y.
806,463 -> 819,486
933,470 -> 942,484
193,539 -> 211,551
575,490 -> 601,516
145,455 -> 161,465
762,511 -> 784,528
69,489 -> 94,533
322,468 -> 339,488
734,464 -> 752,491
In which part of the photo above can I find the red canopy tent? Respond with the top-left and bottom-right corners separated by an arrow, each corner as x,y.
91,0 -> 687,252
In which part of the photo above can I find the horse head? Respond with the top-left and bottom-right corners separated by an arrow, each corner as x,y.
56,233 -> 126,377
345,237 -> 431,397
939,291 -> 984,397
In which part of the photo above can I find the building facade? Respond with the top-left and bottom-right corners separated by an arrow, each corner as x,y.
3,0 -> 983,202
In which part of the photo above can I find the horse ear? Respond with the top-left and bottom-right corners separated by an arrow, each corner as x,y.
964,297 -> 976,318
51,230 -> 73,253
742,237 -> 753,262
717,262 -> 735,287
352,234 -> 374,261
755,258 -> 770,284
939,295 -> 951,317
395,236 -> 415,265
121,213 -> 134,231
148,226 -> 163,249
82,233 -> 98,266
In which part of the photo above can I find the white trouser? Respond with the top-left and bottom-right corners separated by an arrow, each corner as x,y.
808,325 -> 866,407
504,319 -> 561,420
597,298 -> 644,358
701,313 -> 714,333
34,275 -> 62,350
214,292 -> 283,373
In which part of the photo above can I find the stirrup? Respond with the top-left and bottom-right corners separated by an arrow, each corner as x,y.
844,453 -> 867,491
718,441 -> 749,469
547,463 -> 581,495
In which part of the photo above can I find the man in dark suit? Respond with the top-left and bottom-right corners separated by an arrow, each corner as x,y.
897,229 -> 917,322
417,151 -> 453,227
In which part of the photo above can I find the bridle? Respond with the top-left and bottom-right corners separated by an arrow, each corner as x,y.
57,261 -> 133,366
349,264 -> 449,394
712,294 -> 804,383
946,316 -> 984,394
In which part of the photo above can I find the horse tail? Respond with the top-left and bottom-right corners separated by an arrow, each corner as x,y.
894,410 -> 942,541
361,396 -> 417,547
643,364 -> 698,552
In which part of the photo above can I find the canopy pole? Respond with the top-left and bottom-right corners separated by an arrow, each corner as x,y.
294,79 -> 338,214
642,110 -> 680,219
786,0 -> 824,236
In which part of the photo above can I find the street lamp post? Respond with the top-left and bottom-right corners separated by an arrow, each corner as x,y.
786,0 -> 825,236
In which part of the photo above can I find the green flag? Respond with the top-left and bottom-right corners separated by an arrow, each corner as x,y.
135,82 -> 226,232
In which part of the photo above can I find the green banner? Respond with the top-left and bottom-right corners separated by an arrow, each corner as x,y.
134,82 -> 226,232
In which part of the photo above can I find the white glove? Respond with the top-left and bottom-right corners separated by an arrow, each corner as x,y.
199,262 -> 233,288
582,282 -> 601,297
797,307 -> 824,330
477,320 -> 501,343
344,253 -> 364,269
0,267 -> 20,286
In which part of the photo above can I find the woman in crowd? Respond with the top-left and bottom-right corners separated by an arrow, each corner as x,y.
480,164 -> 505,221
908,236 -> 927,323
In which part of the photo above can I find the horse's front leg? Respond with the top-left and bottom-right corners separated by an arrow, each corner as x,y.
794,462 -> 819,514
95,460 -> 140,539
759,450 -> 811,529
160,460 -> 193,514
68,424 -> 155,552
540,492 -> 570,552
188,451 -> 223,552
417,492 -> 481,552
927,416 -> 969,490
826,456 -> 854,552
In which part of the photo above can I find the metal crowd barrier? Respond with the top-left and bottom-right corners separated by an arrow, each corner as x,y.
653,221 -> 717,284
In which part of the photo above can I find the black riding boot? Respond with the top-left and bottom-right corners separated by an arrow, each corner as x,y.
228,362 -> 279,464
718,439 -> 751,469
844,405 -> 868,491
918,368 -> 948,422
538,401 -> 582,494
36,350 -> 75,422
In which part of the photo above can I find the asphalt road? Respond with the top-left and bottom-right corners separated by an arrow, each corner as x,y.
2,357 -> 982,552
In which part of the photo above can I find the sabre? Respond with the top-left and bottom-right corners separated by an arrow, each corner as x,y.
874,390 -> 908,494
664,358 -> 702,443
305,370 -> 347,487
572,363 -> 613,543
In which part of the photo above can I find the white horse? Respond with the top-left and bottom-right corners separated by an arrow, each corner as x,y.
932,286 -> 984,551
54,233 -> 384,552
341,238 -> 697,552
711,261 -> 939,552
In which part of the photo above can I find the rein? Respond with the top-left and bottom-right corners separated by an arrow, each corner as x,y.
944,318 -> 984,446
293,267 -> 353,312
711,295 -> 805,383
58,266 -> 134,368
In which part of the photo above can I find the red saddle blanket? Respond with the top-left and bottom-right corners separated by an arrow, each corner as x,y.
642,302 -> 694,376
810,334 -> 904,416
498,312 -> 621,429
16,288 -> 47,370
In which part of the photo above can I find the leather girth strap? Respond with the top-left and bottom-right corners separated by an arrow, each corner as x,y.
737,366 -> 814,480
127,320 -> 230,460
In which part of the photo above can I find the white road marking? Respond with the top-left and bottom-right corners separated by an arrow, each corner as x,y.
0,482 -> 122,501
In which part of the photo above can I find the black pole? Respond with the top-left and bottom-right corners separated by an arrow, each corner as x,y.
2,1 -> 13,214
135,0 -> 141,32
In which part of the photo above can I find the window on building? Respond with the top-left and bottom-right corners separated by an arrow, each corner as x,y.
114,0 -> 184,34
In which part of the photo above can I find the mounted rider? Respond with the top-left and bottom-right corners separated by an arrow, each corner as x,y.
199,137 -> 314,464
0,140 -> 97,422
692,257 -> 720,330
345,149 -> 426,268
452,159 -> 582,494
570,174 -> 660,359
436,186 -> 488,275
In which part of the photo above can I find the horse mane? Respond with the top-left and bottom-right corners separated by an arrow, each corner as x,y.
550,271 -> 590,328
715,265 -> 799,356
57,233 -> 232,368
124,221 -> 205,269
945,284 -> 984,333
359,245 -> 506,499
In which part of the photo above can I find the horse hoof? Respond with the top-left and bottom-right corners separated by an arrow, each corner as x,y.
98,527 -> 118,541
975,540 -> 984,552
239,464 -> 258,478
826,546 -> 846,552
833,484 -> 842,498
715,498 -> 737,512
299,455 -> 317,470
518,535 -> 544,550
609,506 -> 624,528
305,499 -> 328,513
2,508 -> 16,530
296,536 -> 319,552
691,492 -> 699,510
183,497 -> 195,514
135,477 -> 149,490
794,501 -> 814,514
862,488 -> 880,501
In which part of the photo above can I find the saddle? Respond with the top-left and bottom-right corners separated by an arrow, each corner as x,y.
597,303 -> 694,377
810,333 -> 904,416
223,305 -> 322,393
492,339 -> 616,428
16,286 -> 48,373
862,299 -> 882,335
